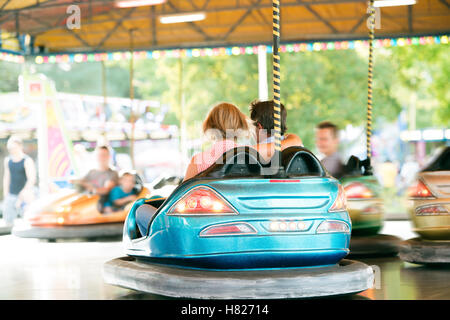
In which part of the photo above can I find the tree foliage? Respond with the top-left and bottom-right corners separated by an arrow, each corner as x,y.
0,60 -> 22,93
1,44 -> 447,148
388,45 -> 449,128
133,55 -> 259,139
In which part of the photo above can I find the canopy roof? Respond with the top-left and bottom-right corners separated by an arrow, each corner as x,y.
0,0 -> 449,53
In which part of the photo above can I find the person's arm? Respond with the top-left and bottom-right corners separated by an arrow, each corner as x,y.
113,194 -> 138,207
95,179 -> 116,196
76,170 -> 95,192
281,133 -> 303,149
18,157 -> 37,203
22,157 -> 36,191
183,158 -> 199,182
3,158 -> 10,198
252,133 -> 304,161
252,142 -> 274,161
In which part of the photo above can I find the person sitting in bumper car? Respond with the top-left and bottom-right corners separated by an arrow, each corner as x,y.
183,101 -> 303,181
183,102 -> 249,181
74,145 -> 119,212
249,99 -> 303,160
103,172 -> 139,213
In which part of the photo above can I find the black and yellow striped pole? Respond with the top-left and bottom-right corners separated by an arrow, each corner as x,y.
272,0 -> 283,172
365,0 -> 375,175
129,28 -> 136,168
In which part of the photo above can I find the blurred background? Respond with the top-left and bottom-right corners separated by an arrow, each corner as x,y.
0,0 -> 449,219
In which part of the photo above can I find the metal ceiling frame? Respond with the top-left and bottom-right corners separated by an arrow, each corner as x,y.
20,10 -> 449,36
0,0 -> 370,20
0,0 -> 448,52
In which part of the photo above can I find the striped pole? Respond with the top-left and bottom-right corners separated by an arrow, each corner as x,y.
367,0 -> 375,164
272,0 -> 282,169
129,29 -> 136,168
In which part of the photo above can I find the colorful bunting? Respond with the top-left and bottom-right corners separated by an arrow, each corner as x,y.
0,51 -> 25,63
1,35 -> 448,65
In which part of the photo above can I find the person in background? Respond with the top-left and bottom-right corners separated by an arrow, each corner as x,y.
315,121 -> 344,178
2,136 -> 36,225
103,172 -> 138,213
97,136 -> 117,167
249,99 -> 303,160
75,145 -> 119,212
399,155 -> 420,191
379,159 -> 398,189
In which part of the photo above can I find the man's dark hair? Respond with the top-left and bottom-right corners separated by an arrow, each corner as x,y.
96,145 -> 110,153
249,100 -> 287,136
316,121 -> 339,138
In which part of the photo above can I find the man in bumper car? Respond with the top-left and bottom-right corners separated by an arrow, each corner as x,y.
249,99 -> 303,158
75,145 -> 119,212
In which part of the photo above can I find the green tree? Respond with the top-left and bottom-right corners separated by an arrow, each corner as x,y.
280,49 -> 402,149
9,43 -> 445,147
389,44 -> 449,128
33,60 -> 132,98
0,60 -> 22,92
133,55 -> 259,138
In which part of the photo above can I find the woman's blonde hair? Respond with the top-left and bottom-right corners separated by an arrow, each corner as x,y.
203,102 -> 249,140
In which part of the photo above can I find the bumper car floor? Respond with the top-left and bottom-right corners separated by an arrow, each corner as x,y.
0,220 -> 12,235
0,220 -> 449,300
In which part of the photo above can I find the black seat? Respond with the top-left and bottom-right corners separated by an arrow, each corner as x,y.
196,146 -> 263,179
343,155 -> 362,176
153,176 -> 183,190
281,146 -> 326,177
422,146 -> 450,172
132,174 -> 144,194
342,155 -> 373,177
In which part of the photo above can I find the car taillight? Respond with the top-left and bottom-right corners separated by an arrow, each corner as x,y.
200,222 -> 257,237
415,205 -> 449,216
344,182 -> 373,199
168,187 -> 237,215
361,204 -> 382,215
408,180 -> 435,199
329,184 -> 347,212
316,220 -> 350,234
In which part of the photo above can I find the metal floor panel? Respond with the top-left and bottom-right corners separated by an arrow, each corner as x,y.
0,220 -> 448,300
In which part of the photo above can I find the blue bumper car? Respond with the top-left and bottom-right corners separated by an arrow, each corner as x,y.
104,147 -> 374,299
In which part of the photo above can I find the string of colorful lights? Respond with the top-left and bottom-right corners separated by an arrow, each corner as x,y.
0,35 -> 447,64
